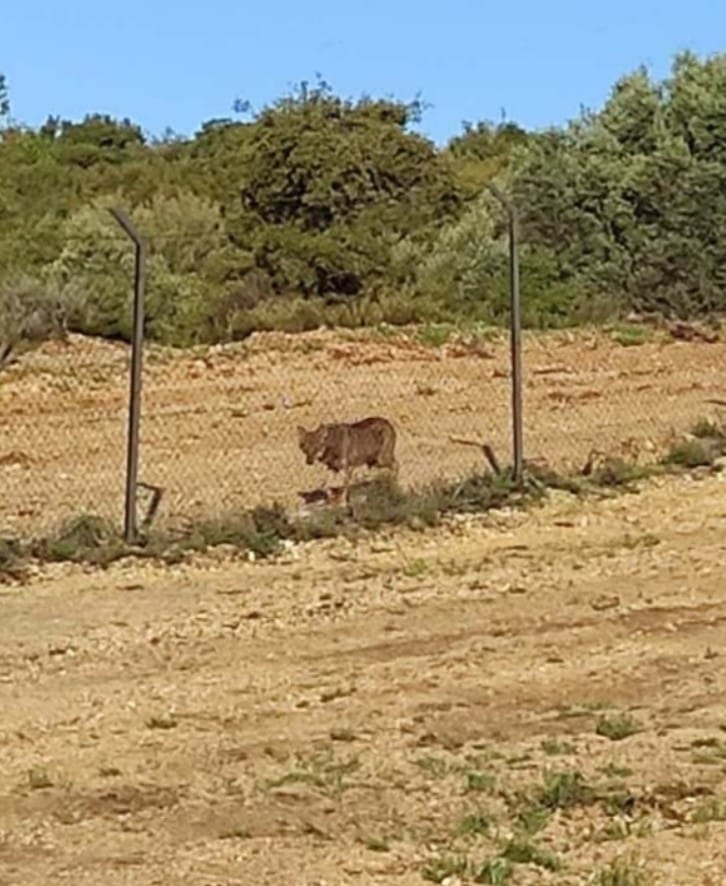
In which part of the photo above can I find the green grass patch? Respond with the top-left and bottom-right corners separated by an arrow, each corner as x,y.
596,713 -> 641,742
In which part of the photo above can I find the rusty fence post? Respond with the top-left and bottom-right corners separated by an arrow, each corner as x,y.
486,185 -> 524,485
108,208 -> 146,543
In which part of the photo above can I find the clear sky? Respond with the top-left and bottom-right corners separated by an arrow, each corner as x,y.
2,0 -> 724,144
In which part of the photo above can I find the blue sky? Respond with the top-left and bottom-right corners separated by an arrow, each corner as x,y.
2,0 -> 724,144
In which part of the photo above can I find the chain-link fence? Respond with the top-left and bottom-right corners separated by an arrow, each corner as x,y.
3,191 -> 726,539
3,323 -> 725,539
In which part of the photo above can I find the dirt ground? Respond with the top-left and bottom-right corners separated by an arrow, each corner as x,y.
1,469 -> 726,884
2,326 -> 726,536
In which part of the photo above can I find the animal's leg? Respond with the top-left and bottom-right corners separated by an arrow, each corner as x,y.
343,465 -> 354,506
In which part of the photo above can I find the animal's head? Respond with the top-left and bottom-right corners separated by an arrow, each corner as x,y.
297,424 -> 328,465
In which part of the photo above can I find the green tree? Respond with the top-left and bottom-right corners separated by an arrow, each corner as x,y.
47,192 -> 232,345
447,119 -> 531,192
509,52 -> 726,317
233,80 -> 462,297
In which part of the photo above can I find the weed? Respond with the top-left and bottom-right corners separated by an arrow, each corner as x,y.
473,857 -> 513,884
514,803 -> 551,835
595,820 -> 631,842
34,514 -> 125,565
465,771 -> 497,793
182,508 -> 285,558
0,537 -> 24,577
603,790 -> 637,817
501,838 -> 560,871
415,756 -> 455,778
593,855 -> 650,885
458,810 -> 492,836
537,769 -> 592,810
692,798 -> 726,823
596,713 -> 640,742
442,470 -> 530,514
349,475 -> 441,530
589,457 -> 647,488
692,418 -> 725,440
403,557 -> 428,578
691,740 -> 726,765
422,854 -> 470,883
269,751 -> 359,794
664,439 -> 714,469
541,738 -> 575,756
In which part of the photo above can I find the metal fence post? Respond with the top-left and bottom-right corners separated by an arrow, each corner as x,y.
108,208 -> 146,543
486,185 -> 524,485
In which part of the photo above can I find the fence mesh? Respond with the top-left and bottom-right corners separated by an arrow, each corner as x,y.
2,326 -> 725,538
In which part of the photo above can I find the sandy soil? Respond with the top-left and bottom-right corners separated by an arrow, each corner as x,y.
1,327 -> 725,536
1,469 -> 726,883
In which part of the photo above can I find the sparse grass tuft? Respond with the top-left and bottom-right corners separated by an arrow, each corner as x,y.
589,457 -> 648,488
465,771 -> 497,793
514,803 -> 551,835
501,838 -> 560,871
537,769 -> 593,810
415,755 -> 455,778
348,475 -> 442,530
664,439 -> 715,468
458,810 -> 492,836
691,798 -> 726,823
596,713 -> 640,742
0,537 -> 24,577
541,738 -> 575,756
473,857 -> 513,884
422,854 -> 470,883
34,514 -> 125,565
692,417 -> 725,440
269,751 -> 359,795
593,855 -> 651,885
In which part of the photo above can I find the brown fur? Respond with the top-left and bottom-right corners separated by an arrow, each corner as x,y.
297,417 -> 397,496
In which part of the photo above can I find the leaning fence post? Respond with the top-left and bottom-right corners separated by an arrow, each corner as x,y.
108,208 -> 146,544
486,185 -> 524,485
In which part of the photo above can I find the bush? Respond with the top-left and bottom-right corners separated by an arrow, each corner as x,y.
0,275 -> 68,364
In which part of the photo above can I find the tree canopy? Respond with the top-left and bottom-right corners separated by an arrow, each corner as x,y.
0,53 -> 725,350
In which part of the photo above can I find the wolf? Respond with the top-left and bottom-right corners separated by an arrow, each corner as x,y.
297,416 -> 397,495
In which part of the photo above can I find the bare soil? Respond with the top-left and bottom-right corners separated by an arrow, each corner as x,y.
2,326 -> 725,536
1,469 -> 726,883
